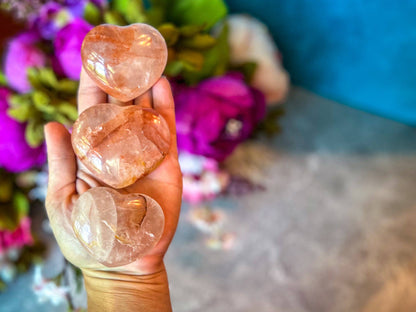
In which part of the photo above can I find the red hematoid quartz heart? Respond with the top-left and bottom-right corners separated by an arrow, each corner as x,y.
72,187 -> 165,267
81,23 -> 168,102
71,104 -> 171,189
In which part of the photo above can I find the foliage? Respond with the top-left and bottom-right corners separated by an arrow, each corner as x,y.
0,169 -> 32,231
8,68 -> 78,147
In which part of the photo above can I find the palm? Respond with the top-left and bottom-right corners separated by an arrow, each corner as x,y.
45,71 -> 182,275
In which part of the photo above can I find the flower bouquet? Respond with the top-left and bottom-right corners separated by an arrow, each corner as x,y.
0,0 -> 289,304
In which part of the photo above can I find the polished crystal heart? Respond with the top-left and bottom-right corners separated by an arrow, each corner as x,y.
72,187 -> 164,267
81,23 -> 168,101
71,104 -> 171,189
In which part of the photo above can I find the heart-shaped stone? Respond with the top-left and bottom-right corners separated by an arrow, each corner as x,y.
72,187 -> 164,267
81,23 -> 168,102
71,104 -> 171,189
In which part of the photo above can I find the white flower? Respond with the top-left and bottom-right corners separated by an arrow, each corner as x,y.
188,206 -> 226,234
0,262 -> 16,283
227,14 -> 290,105
32,265 -> 69,306
179,153 -> 207,175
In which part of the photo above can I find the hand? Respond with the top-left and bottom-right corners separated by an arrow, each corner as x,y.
44,69 -> 182,311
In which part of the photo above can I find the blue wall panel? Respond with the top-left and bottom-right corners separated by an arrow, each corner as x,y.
226,0 -> 416,124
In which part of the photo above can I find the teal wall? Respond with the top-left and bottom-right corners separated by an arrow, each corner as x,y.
226,0 -> 416,124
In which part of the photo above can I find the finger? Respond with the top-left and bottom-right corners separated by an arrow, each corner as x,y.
133,89 -> 153,108
78,67 -> 107,114
108,95 -> 132,106
44,122 -> 77,198
151,77 -> 178,157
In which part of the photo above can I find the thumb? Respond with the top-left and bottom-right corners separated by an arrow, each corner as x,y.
44,122 -> 77,199
151,77 -> 178,158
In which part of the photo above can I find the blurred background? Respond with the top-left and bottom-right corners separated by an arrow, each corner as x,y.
0,1 -> 416,311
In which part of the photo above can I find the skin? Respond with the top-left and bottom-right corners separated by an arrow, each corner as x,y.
44,68 -> 182,311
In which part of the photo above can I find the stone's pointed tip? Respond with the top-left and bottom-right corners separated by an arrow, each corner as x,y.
81,23 -> 168,101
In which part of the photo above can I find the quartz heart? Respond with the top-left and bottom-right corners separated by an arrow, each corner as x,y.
81,23 -> 168,101
72,187 -> 164,267
71,104 -> 171,189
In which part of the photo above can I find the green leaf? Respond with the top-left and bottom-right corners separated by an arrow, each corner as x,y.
179,34 -> 216,50
0,70 -> 7,86
149,0 -> 170,7
104,11 -> 126,25
168,0 -> 228,29
9,94 -> 31,108
32,91 -> 51,111
0,178 -> 13,202
179,24 -> 206,37
84,2 -> 101,25
13,192 -> 29,220
74,265 -> 84,292
158,23 -> 180,46
113,0 -> 146,24
176,50 -> 204,71
253,107 -> 285,138
0,202 -> 19,231
57,102 -> 78,121
182,23 -> 229,84
145,6 -> 165,26
164,60 -> 185,77
25,119 -> 44,148
8,105 -> 33,122
27,68 -> 43,90
112,0 -> 129,13
38,68 -> 58,89
54,113 -> 71,125
56,79 -> 79,95
235,61 -> 258,84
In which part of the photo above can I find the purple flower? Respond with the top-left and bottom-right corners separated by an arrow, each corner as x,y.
0,88 -> 46,172
173,73 -> 266,161
54,18 -> 93,80
4,32 -> 46,93
32,2 -> 65,40
31,1 -> 87,40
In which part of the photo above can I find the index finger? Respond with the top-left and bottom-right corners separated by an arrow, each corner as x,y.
77,67 -> 106,114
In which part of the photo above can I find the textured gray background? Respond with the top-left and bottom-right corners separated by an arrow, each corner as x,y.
1,87 -> 416,311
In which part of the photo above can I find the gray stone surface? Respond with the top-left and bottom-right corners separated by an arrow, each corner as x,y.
2,87 -> 416,311
166,87 -> 416,312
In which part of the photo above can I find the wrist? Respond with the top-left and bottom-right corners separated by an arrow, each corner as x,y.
82,264 -> 172,312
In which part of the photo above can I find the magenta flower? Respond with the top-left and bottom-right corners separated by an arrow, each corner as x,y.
4,32 -> 46,93
0,217 -> 33,255
0,88 -> 46,172
173,73 -> 266,161
54,18 -> 93,79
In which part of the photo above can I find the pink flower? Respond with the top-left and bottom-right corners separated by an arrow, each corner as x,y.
179,153 -> 230,203
0,217 -> 33,254
4,31 -> 46,93
227,15 -> 290,105
54,18 -> 93,79
173,73 -> 266,161
0,88 -> 46,172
